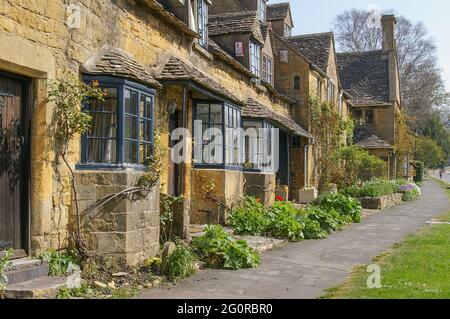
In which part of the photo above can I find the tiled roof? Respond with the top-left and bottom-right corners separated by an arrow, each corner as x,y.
209,11 -> 265,44
243,98 -> 312,138
337,50 -> 390,106
82,46 -> 161,89
157,56 -> 242,105
288,33 -> 334,74
354,126 -> 392,149
267,3 -> 290,21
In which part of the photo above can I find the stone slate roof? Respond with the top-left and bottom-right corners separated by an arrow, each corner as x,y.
82,46 -> 161,89
267,3 -> 290,21
354,126 -> 392,149
157,56 -> 242,104
288,33 -> 334,74
243,98 -> 312,138
337,50 -> 390,106
209,11 -> 265,44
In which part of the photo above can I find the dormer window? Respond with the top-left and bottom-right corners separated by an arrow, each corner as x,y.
198,0 -> 208,47
250,41 -> 261,77
284,24 -> 292,37
263,55 -> 273,84
257,0 -> 266,22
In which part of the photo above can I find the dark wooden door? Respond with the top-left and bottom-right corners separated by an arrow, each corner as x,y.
0,74 -> 29,252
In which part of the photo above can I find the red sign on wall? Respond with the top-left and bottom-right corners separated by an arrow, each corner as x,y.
235,42 -> 244,57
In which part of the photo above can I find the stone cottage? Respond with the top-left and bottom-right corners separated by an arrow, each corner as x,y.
337,15 -> 403,179
0,0 -> 313,264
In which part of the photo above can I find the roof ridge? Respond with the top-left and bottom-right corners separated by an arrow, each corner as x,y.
289,32 -> 334,39
337,50 -> 383,56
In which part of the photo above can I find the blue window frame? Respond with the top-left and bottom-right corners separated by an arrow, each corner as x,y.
79,76 -> 155,170
193,100 -> 242,170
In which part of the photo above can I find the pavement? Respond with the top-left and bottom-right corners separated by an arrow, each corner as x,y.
139,180 -> 449,299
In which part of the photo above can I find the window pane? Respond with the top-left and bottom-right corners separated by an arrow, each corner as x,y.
88,139 -> 102,162
140,119 -> 152,142
103,139 -> 117,163
124,140 -> 138,163
125,90 -> 138,115
140,95 -> 152,119
88,112 -> 103,137
103,113 -> 117,138
125,115 -> 138,139
196,104 -> 209,123
210,104 -> 222,124
103,88 -> 118,112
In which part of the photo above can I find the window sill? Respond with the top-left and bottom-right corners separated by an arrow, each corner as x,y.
193,164 -> 243,172
193,42 -> 213,61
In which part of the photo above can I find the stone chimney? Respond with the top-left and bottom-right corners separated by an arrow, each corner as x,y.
381,15 -> 397,53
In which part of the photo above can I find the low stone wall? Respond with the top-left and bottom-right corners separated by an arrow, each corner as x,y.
73,171 -> 160,266
359,193 -> 403,210
244,172 -> 276,207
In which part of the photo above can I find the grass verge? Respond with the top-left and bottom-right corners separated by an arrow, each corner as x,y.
322,179 -> 450,299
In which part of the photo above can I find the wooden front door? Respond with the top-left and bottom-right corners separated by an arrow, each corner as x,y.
0,73 -> 30,252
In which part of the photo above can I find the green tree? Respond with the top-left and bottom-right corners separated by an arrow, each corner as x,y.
414,136 -> 446,169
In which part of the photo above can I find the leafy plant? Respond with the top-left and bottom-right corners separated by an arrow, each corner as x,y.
266,202 -> 304,241
48,74 -> 105,248
342,180 -> 399,198
191,225 -> 260,270
314,193 -> 363,223
163,243 -> 197,280
398,183 -> 421,201
160,195 -> 184,243
0,249 -> 13,294
301,217 -> 328,239
304,206 -> 343,234
57,284 -> 94,300
228,197 -> 268,236
40,250 -> 80,277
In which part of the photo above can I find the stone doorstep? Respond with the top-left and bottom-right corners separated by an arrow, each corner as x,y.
189,225 -> 288,253
234,236 -> 288,253
5,276 -> 67,299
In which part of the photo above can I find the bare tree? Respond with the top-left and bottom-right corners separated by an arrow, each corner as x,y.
333,9 -> 449,130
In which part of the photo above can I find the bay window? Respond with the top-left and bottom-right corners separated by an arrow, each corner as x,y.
243,121 -> 276,173
194,101 -> 242,169
80,76 -> 155,168
250,41 -> 261,77
197,0 -> 208,47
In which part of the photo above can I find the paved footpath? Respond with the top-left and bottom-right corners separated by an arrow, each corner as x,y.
139,180 -> 449,299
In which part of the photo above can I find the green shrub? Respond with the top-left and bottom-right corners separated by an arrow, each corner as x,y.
266,202 -> 304,241
304,206 -> 342,233
301,217 -> 328,239
163,243 -> 197,280
402,189 -> 420,201
191,225 -> 260,270
314,193 -> 362,223
342,180 -> 398,198
0,249 -> 13,292
228,197 -> 268,236
412,161 -> 425,184
39,250 -> 80,277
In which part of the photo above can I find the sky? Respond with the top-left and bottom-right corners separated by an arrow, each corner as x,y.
270,0 -> 450,91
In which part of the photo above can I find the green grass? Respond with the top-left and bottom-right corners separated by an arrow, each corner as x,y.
322,179 -> 450,299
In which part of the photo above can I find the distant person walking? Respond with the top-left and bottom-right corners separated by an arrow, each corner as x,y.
439,170 -> 443,179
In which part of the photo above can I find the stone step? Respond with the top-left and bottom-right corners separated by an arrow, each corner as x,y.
4,258 -> 49,286
5,276 -> 67,299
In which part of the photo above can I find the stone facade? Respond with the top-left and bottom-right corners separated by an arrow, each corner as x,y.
75,171 -> 160,266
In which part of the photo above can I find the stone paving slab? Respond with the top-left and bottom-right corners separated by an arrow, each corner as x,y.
139,180 -> 449,299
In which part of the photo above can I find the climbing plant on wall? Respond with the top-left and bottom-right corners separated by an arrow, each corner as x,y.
48,73 -> 105,250
308,96 -> 348,189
